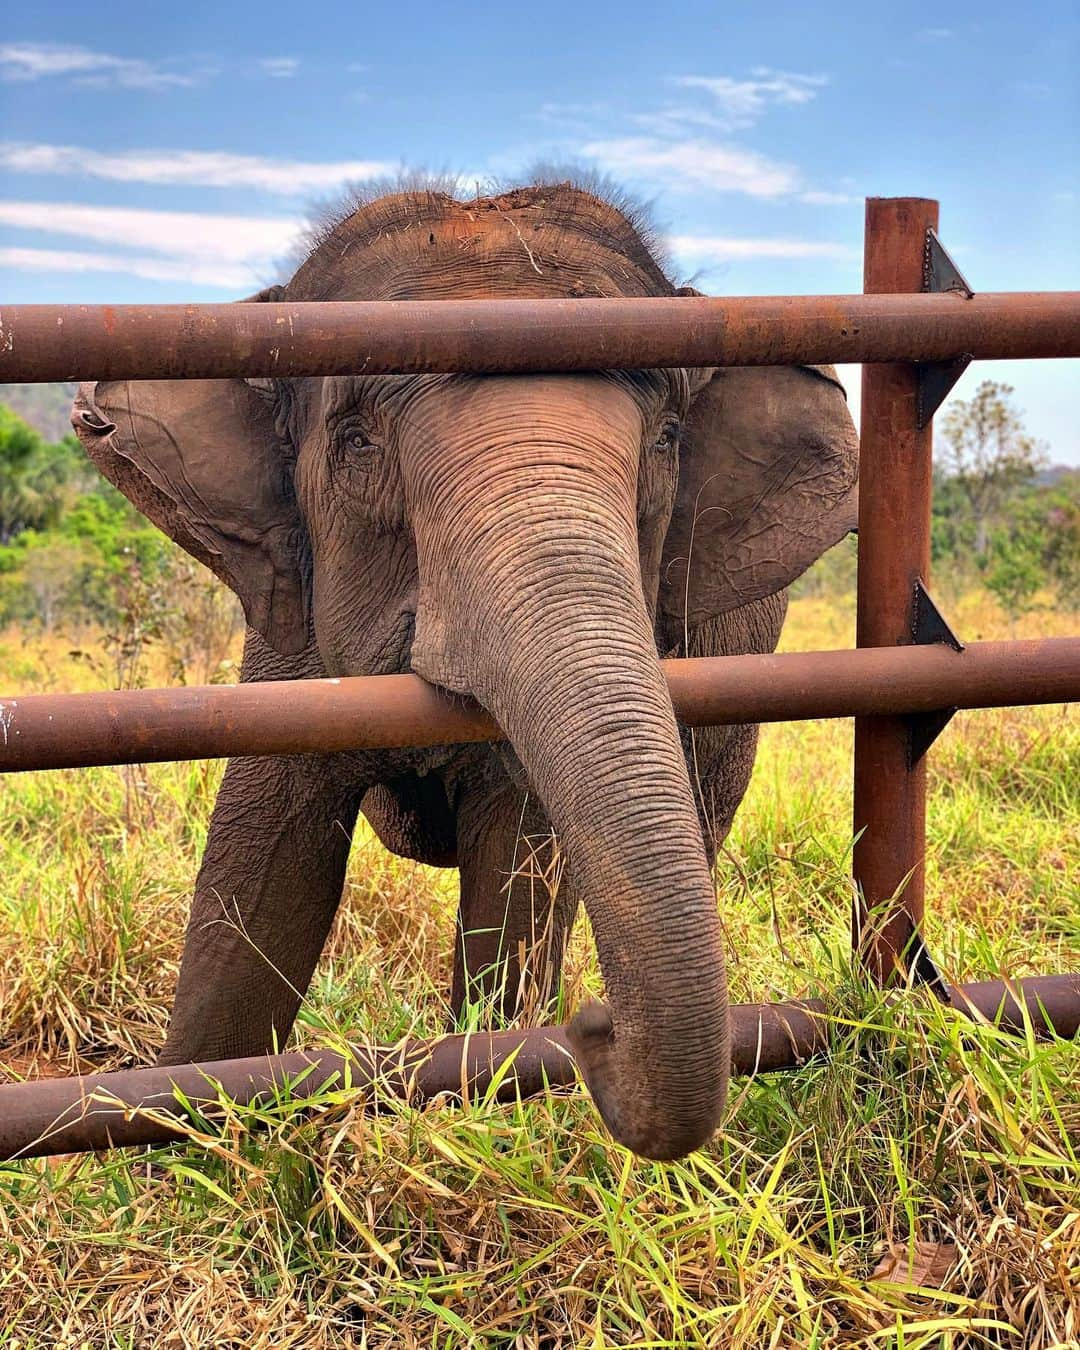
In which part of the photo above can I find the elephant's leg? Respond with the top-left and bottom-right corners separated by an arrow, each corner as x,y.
684,721 -> 761,856
159,750 -> 363,1064
451,785 -> 577,1026
157,629 -> 366,1065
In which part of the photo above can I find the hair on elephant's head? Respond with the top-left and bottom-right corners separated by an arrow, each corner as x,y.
72,179 -> 857,1160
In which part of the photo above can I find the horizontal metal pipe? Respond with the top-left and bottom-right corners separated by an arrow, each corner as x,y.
0,640 -> 1076,773
2,293 -> 1078,383
2,976 -> 1076,1160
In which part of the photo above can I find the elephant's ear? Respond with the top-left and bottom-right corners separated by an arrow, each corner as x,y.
72,377 -> 309,655
659,363 -> 858,629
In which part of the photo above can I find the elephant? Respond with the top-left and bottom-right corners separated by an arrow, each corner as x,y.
71,179 -> 858,1161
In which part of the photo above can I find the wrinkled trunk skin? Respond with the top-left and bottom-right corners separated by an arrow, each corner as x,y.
403,378 -> 729,1159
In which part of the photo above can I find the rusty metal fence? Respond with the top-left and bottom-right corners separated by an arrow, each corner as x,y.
0,197 -> 1078,1160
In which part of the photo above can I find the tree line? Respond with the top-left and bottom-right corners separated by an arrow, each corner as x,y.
797,381 -> 1077,616
0,404 -> 242,685
932,381 -> 1077,616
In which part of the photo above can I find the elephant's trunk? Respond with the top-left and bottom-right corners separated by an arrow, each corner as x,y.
405,376 -> 729,1159
491,596 -> 729,1159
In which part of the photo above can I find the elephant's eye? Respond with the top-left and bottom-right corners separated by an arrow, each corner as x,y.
653,421 -> 679,453
347,431 -> 377,454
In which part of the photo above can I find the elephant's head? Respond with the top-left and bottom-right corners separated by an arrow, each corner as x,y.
72,182 -> 857,1160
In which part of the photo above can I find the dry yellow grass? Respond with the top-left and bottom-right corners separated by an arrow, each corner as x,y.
0,579 -> 1076,1347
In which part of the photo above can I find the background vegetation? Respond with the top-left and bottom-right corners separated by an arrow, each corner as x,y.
0,383 -> 1076,1346
0,392 -> 245,688
794,382 -> 1078,624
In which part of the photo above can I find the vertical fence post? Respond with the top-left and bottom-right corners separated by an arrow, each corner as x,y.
852,197 -> 940,983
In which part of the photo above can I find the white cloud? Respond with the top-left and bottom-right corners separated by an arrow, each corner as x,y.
259,57 -> 299,78
798,190 -> 856,206
543,68 -> 846,203
917,27 -> 953,40
451,173 -> 497,197
580,137 -> 800,197
0,245 -> 256,289
668,234 -> 852,262
629,107 -> 736,136
672,68 -> 827,129
0,142 -> 396,194
0,42 -> 193,90
0,201 -> 300,283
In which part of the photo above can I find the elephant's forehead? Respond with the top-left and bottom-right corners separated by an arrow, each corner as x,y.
287,186 -> 673,303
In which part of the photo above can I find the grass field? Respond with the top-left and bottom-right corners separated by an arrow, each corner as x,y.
0,581 -> 1076,1347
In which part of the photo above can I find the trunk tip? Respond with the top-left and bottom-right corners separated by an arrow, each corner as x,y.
569,1001 -> 614,1046
567,1001 -> 727,1162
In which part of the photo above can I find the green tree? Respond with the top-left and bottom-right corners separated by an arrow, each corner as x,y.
0,402 -> 180,632
21,537 -> 94,631
1042,481 -> 1079,611
983,521 -> 1044,622
0,407 -> 96,544
0,405 -> 48,544
938,381 -> 1046,558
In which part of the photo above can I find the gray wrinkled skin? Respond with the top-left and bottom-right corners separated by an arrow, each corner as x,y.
71,182 -> 857,1160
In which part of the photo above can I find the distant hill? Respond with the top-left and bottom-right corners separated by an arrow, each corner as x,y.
1033,464 -> 1078,488
0,384 -> 78,443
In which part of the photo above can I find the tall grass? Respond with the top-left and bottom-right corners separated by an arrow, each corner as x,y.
0,585 -> 1076,1346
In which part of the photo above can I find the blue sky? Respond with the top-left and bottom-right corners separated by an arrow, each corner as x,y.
2,1 -> 1077,459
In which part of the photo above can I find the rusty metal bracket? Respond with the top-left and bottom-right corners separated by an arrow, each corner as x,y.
911,579 -> 964,653
917,354 -> 972,429
922,228 -> 974,298
916,229 -> 975,428
902,922 -> 952,1001
900,578 -> 965,996
906,580 -> 964,766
